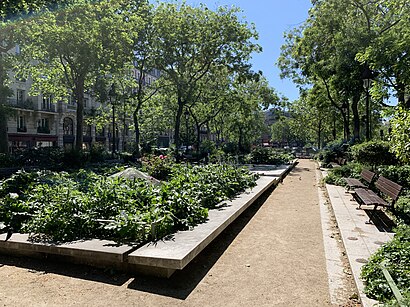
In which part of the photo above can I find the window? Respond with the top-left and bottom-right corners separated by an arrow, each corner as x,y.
16,89 -> 24,104
17,116 -> 26,132
40,118 -> 49,128
37,118 -> 50,133
63,117 -> 74,135
15,45 -> 21,55
84,97 -> 89,108
83,124 -> 91,136
18,116 -> 25,128
42,95 -> 52,110
68,95 -> 76,105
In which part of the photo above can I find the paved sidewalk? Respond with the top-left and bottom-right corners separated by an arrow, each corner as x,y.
324,177 -> 394,307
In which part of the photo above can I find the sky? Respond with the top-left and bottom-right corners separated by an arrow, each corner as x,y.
159,0 -> 312,102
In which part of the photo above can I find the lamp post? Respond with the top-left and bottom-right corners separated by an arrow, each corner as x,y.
109,84 -> 117,156
362,65 -> 373,141
184,109 -> 189,153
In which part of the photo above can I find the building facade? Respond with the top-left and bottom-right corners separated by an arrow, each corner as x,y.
5,55 -> 171,153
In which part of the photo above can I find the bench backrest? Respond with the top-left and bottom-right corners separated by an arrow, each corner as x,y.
361,169 -> 376,184
375,176 -> 403,202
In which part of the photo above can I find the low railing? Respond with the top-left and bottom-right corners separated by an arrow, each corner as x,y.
380,261 -> 405,306
7,98 -> 34,110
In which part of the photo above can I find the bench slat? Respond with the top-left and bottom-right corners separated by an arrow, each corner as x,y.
355,189 -> 388,207
375,176 -> 402,200
344,169 -> 375,191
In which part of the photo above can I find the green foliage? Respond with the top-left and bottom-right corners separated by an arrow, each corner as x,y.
0,153 -> 15,167
350,141 -> 396,168
394,197 -> 410,225
0,164 -> 258,243
378,165 -> 410,191
244,147 -> 293,165
317,140 -> 348,164
361,224 -> 410,303
222,142 -> 239,155
142,154 -> 172,181
323,163 -> 362,186
199,140 -> 216,157
390,107 -> 410,163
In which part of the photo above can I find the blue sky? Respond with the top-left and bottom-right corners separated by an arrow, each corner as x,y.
158,0 -> 312,102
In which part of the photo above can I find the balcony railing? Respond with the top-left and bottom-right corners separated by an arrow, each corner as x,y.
7,98 -> 34,110
17,126 -> 27,132
41,105 -> 56,112
37,126 -> 50,134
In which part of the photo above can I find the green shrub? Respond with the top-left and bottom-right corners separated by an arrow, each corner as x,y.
222,142 -> 238,155
0,153 -> 16,168
378,165 -> 410,191
350,141 -> 396,168
1,164 -> 258,243
142,155 -> 173,181
244,147 -> 293,165
199,139 -> 216,156
395,196 -> 410,225
323,163 -> 362,186
361,224 -> 410,303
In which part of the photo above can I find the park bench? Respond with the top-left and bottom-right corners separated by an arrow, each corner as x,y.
344,169 -> 376,191
336,157 -> 347,166
353,175 -> 402,213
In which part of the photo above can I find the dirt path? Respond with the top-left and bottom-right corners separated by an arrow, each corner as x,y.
0,160 -> 335,306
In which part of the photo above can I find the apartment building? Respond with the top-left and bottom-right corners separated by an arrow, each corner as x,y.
5,61 -> 169,153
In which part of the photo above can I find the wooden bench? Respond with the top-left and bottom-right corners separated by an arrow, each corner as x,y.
344,169 -> 376,191
336,157 -> 347,166
353,176 -> 402,213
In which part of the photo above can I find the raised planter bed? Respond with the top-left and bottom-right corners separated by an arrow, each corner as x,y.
0,161 -> 297,278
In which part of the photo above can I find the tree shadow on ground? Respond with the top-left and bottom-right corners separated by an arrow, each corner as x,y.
126,183 -> 277,300
0,253 -> 131,286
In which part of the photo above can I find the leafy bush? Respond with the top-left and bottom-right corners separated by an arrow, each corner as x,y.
361,224 -> 410,304
378,165 -> 410,191
199,139 -> 216,156
222,142 -> 239,155
350,141 -> 396,168
142,155 -> 173,181
318,140 -> 349,164
0,164 -> 258,243
244,147 -> 293,165
0,153 -> 16,168
390,107 -> 410,164
394,196 -> 410,225
323,163 -> 362,186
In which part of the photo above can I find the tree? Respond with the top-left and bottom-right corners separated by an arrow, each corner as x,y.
152,2 -> 260,158
222,76 -> 277,152
355,0 -> 410,108
0,0 -> 70,153
15,0 -> 142,151
278,0 -> 375,142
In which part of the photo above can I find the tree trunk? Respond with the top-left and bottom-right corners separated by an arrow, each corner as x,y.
351,93 -> 360,142
238,126 -> 243,152
132,109 -> 141,158
0,105 -> 8,154
174,97 -> 184,160
317,119 -> 322,149
196,123 -> 201,153
74,80 -> 85,152
0,58 -> 9,154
